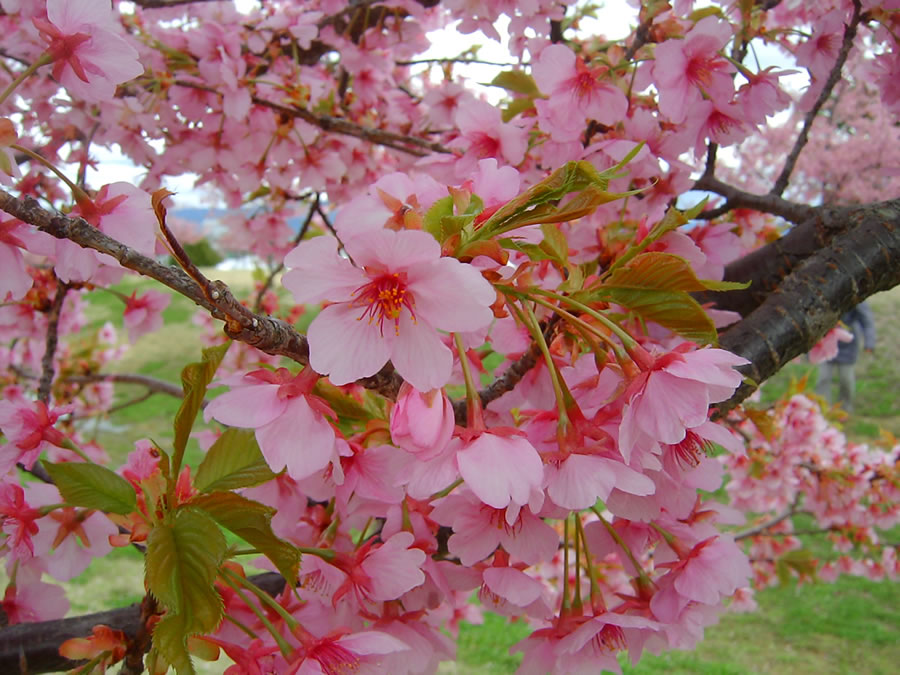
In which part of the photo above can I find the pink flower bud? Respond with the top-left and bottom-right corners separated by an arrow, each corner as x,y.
389,383 -> 454,457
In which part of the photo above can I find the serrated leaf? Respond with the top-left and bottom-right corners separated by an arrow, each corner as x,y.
152,613 -> 196,675
192,492 -> 300,585
539,223 -> 569,264
491,70 -> 540,96
607,252 -> 748,293
173,343 -> 230,463
598,286 -> 718,344
194,428 -> 275,493
145,507 -> 225,636
45,462 -> 137,515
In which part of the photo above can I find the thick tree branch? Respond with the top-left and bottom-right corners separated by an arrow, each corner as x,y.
716,198 -> 900,413
769,1 -> 863,196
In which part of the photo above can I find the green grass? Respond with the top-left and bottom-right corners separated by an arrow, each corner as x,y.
56,274 -> 900,674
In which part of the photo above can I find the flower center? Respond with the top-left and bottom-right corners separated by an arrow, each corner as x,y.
350,272 -> 415,336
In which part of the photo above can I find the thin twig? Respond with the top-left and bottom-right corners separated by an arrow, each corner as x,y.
769,1 -> 864,196
253,193 -> 320,312
37,280 -> 69,405
172,80 -> 452,157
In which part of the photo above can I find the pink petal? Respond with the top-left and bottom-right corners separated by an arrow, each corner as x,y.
256,396 -> 336,480
345,229 -> 440,270
406,257 -> 495,332
545,454 -> 616,510
483,567 -> 543,606
389,314 -> 453,391
283,236 -> 367,304
457,434 -> 543,509
204,382 -> 286,428
307,303 -> 392,385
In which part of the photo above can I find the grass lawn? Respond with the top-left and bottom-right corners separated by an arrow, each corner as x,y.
56,273 -> 900,674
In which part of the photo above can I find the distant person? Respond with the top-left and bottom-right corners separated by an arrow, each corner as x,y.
815,302 -> 876,412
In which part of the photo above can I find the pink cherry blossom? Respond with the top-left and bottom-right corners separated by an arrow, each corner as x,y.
0,218 -> 32,302
619,345 -> 749,461
0,398 -> 72,474
455,431 -> 544,511
282,229 -> 496,391
1,563 -> 69,625
33,0 -> 143,101
808,324 -> 854,364
204,367 -> 342,482
390,383 -> 454,457
122,289 -> 170,343
26,482 -> 116,581
431,489 -> 558,566
0,480 -> 41,561
533,44 -> 629,142
652,16 -> 735,124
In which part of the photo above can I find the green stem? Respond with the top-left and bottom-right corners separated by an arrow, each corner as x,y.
575,515 -> 600,605
532,288 -> 640,351
429,477 -> 463,500
572,514 -> 583,610
10,143 -> 91,203
592,507 -> 649,581
220,572 -> 294,657
513,301 -> 568,424
453,332 -> 481,419
0,53 -> 52,106
224,611 -> 259,640
60,438 -> 92,463
297,546 -> 336,562
561,516 -> 571,611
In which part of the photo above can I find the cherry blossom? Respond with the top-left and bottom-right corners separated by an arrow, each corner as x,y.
282,230 -> 495,390
33,0 -> 143,101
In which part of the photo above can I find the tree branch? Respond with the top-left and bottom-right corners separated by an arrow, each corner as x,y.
171,80 -> 451,157
692,174 -> 815,224
63,373 -> 186,401
253,194 -> 319,313
37,280 -> 69,405
716,198 -> 900,413
0,573 -> 284,674
769,1 -> 863,196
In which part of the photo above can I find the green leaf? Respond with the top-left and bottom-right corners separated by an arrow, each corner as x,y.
313,380 -> 385,422
152,614 -> 196,675
502,96 -> 536,122
423,195 -> 453,241
606,252 -> 749,293
476,160 -> 644,241
145,506 -> 226,635
597,287 -> 718,344
194,428 -> 276,493
45,462 -> 137,515
173,343 -> 230,467
192,492 -> 300,585
490,70 -> 540,96
539,223 -> 569,265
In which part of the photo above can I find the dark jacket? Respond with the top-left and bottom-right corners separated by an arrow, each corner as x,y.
831,302 -> 877,365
